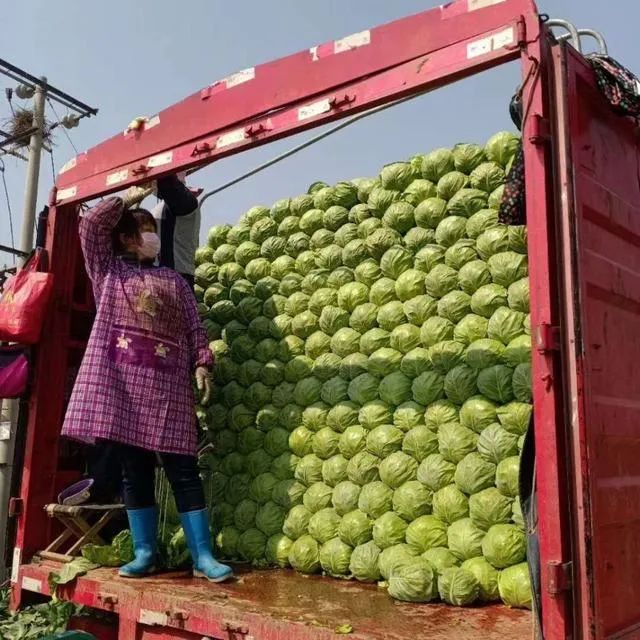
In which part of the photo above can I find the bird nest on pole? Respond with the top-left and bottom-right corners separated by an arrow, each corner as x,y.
2,107 -> 53,149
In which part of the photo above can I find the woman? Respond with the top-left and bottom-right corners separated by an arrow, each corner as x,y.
62,188 -> 232,583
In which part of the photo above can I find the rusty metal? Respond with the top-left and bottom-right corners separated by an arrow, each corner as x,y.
547,561 -> 573,596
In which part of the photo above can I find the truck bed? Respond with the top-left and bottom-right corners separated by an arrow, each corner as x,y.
19,561 -> 531,639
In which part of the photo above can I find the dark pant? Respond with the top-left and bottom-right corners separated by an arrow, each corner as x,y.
87,441 -> 123,504
116,443 -> 205,513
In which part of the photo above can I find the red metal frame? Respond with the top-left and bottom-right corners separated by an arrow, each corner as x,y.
9,1 -> 587,638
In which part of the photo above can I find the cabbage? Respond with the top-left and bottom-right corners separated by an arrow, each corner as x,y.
195,134 -> 531,600
482,524 -> 526,569
437,423 -> 478,464
454,453 -> 496,495
485,131 -> 520,168
266,534 -> 293,568
378,451 -> 418,489
477,365 -> 515,403
358,481 -> 394,519
381,162 -> 418,191
412,370 -> 445,406
379,372 -> 413,405
350,541 -> 382,582
347,451 -> 381,486
256,502 -> 286,537
238,529 -> 267,563
394,401 -> 426,431
350,303 -> 379,333
422,149 -> 455,182
512,363 -> 532,402
358,400 -> 393,430
392,481 -> 433,521
425,264 -> 459,298
498,563 -> 532,609
338,510 -> 373,547
447,518 -> 485,561
303,483 -> 334,514
288,535 -> 320,573
308,508 -> 341,544
380,246 -> 413,279
395,270 -> 426,301
388,560 -> 437,602
477,423 -> 519,463
488,251 -> 528,288
322,455 -> 348,487
438,567 -> 480,606
496,456 -> 520,498
461,557 -> 500,602
369,348 -> 403,378
383,202 -> 416,234
379,544 -> 419,580
432,485 -> 469,524
417,454 -> 457,492
406,515 -> 448,553
402,426 -> 439,462
366,425 -> 404,458
319,538 -> 352,577
400,348 -> 431,378
496,402 -> 532,435
422,547 -> 459,575
470,162 -> 505,194
377,301 -> 406,331
469,487 -> 513,531
403,179 -> 437,206
437,172 -> 469,200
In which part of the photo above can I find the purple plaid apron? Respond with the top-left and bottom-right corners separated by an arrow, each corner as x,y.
61,198 -> 212,456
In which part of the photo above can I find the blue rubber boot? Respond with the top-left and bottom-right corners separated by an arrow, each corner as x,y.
119,506 -> 158,578
179,509 -> 233,583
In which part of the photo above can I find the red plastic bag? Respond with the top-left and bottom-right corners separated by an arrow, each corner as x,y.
0,249 -> 54,344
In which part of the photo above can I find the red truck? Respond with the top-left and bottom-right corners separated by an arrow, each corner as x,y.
8,1 -> 640,638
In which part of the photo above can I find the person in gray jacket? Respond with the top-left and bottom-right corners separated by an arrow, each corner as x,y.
151,172 -> 202,288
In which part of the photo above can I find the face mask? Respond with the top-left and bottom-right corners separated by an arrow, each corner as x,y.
138,232 -> 161,260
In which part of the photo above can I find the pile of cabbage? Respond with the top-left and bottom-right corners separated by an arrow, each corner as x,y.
194,132 -> 532,609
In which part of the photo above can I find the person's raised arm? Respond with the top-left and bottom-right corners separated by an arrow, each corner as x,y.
79,197 -> 124,289
157,175 -> 198,218
79,186 -> 152,291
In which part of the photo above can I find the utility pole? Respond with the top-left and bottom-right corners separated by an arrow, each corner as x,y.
18,78 -> 46,265
0,61 -> 97,582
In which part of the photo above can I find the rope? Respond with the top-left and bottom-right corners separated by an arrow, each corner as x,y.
0,159 -> 16,264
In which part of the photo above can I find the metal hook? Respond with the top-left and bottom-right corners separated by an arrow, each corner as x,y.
546,19 -> 581,52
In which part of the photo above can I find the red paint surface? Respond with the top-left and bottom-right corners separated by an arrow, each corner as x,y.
552,46 -> 640,639
20,562 -> 531,640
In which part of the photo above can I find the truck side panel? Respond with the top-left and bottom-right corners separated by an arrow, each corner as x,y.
554,46 -> 640,639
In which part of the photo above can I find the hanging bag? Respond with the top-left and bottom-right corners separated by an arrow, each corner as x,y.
0,346 -> 29,398
0,248 -> 54,344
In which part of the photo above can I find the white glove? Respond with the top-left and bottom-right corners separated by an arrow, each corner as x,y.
122,184 -> 155,208
127,116 -> 149,132
195,367 -> 212,405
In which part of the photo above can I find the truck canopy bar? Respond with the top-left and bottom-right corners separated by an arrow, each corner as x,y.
55,0 -> 539,205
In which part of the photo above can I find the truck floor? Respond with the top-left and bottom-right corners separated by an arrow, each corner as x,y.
20,561 -> 532,639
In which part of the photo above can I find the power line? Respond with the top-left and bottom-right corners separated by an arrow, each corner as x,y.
0,159 -> 16,264
47,99 -> 79,155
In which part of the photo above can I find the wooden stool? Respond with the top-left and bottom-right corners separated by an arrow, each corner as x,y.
41,503 -> 124,563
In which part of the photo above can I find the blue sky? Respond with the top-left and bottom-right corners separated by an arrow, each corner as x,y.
2,0 -> 638,261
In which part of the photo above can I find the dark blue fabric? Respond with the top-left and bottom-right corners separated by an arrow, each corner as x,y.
116,442 -> 205,512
